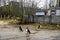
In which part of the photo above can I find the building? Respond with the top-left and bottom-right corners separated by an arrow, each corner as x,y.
56,0 -> 60,16
57,0 -> 60,7
48,0 -> 60,16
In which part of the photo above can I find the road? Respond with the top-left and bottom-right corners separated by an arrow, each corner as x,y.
0,25 -> 60,40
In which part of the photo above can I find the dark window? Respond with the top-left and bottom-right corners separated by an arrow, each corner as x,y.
51,10 -> 55,12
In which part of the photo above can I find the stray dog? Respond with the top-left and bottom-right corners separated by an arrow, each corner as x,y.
26,27 -> 31,34
19,26 -> 23,32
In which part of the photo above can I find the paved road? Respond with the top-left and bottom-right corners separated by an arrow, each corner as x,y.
0,26 -> 60,40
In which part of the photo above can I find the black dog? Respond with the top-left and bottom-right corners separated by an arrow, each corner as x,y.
19,26 -> 23,32
26,27 -> 31,34
38,25 -> 40,29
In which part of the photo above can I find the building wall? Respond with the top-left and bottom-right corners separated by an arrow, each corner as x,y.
56,9 -> 60,15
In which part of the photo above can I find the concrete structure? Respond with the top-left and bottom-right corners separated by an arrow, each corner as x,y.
27,13 -> 60,23
33,16 -> 60,23
56,8 -> 60,16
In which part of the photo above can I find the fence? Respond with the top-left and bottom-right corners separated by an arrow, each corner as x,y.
32,15 -> 60,23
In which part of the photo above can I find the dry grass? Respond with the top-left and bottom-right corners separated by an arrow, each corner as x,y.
31,22 -> 60,30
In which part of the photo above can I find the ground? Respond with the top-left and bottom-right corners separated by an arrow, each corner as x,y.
0,21 -> 60,40
0,25 -> 60,40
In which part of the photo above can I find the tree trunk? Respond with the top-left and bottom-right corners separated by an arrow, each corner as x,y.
32,15 -> 34,23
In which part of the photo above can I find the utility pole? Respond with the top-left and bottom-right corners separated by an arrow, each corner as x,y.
57,0 -> 59,7
0,1 -> 1,7
45,0 -> 47,15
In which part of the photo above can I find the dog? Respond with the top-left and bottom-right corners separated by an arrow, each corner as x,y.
19,26 -> 23,32
26,27 -> 31,34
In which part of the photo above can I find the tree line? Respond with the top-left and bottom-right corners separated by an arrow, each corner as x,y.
0,0 -> 47,24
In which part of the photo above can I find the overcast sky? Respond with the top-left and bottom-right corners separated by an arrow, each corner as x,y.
0,0 -> 50,8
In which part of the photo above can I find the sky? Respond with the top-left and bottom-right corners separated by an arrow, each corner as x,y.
17,0 -> 50,8
37,0 -> 50,9
0,0 -> 50,9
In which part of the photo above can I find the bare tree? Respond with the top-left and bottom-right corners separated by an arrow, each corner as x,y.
0,0 -> 1,7
18,0 -> 38,23
19,0 -> 24,23
3,0 -> 6,5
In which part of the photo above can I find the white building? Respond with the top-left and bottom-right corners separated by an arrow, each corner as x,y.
56,0 -> 60,16
48,0 -> 60,16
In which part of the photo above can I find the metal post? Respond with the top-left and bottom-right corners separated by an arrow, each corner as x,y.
57,0 -> 59,7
